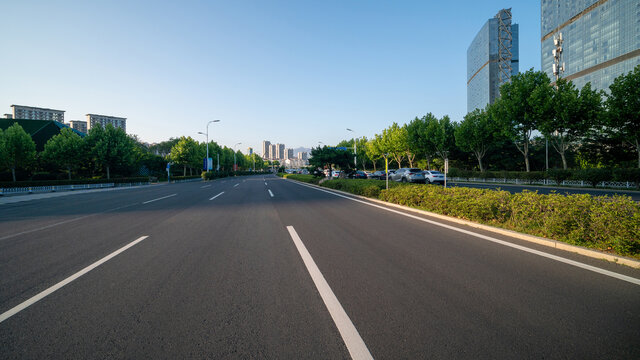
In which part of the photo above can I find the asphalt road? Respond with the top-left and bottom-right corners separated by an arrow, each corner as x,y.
1,175 -> 639,359
448,181 -> 640,201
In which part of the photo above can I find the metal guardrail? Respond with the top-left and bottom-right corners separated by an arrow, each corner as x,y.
450,177 -> 638,189
0,182 -> 151,196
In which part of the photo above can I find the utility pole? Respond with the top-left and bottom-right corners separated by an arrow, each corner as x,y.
548,32 -> 564,171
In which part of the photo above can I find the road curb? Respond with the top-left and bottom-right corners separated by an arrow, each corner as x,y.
285,178 -> 640,269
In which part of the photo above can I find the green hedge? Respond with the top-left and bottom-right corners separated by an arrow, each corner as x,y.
320,179 -> 403,197
376,185 -> 639,258
282,174 -> 321,184
0,177 -> 151,188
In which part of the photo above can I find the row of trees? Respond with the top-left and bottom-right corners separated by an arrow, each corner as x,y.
0,122 -> 264,182
333,65 -> 639,172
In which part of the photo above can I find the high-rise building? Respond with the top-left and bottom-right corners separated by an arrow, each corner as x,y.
275,144 -> 285,160
11,105 -> 65,122
541,0 -> 640,91
286,148 -> 294,160
467,8 -> 519,113
86,113 -> 126,132
68,120 -> 88,133
297,152 -> 308,161
262,140 -> 271,159
269,144 -> 277,160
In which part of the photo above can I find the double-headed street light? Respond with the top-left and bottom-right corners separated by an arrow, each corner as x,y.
346,128 -> 357,169
198,119 -> 221,171
233,142 -> 242,171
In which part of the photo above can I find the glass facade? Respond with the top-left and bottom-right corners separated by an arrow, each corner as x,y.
541,0 -> 640,91
467,10 -> 519,113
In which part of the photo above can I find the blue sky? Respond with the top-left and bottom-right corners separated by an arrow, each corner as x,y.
1,0 -> 541,154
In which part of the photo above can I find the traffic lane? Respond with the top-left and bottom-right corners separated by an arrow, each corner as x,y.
271,179 -> 640,359
0,176 -> 350,359
449,181 -> 640,201
0,179 -> 232,308
0,181 -> 204,239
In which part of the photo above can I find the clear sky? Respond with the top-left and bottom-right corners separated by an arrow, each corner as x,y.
1,0 -> 541,155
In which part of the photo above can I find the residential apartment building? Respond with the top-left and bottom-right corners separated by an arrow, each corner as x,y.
541,0 -> 640,91
297,152 -> 308,161
467,8 -> 519,112
86,113 -> 126,132
275,144 -> 285,160
269,144 -> 277,160
11,105 -> 65,122
68,120 -> 88,133
285,148 -> 294,160
262,140 -> 271,159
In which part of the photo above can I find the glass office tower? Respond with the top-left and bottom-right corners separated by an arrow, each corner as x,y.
541,0 -> 640,91
467,9 -> 519,113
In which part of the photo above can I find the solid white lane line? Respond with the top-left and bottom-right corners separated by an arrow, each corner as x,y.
142,193 -> 177,204
234,183 -> 239,187
286,226 -> 373,360
201,185 -> 212,188
268,189 -> 274,197
0,203 -> 139,243
291,182 -> 640,286
0,235 -> 150,324
209,192 -> 224,201
265,182 -> 268,186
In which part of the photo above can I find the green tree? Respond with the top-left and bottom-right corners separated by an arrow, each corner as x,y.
90,124 -> 135,179
309,146 -> 352,176
365,136 -> 384,171
539,79 -> 603,169
3,123 -> 37,182
424,115 -> 457,163
381,122 -> 408,168
493,69 -> 554,171
455,107 -> 498,172
168,136 -> 201,176
41,128 -> 84,180
407,114 -> 439,170
606,65 -> 640,168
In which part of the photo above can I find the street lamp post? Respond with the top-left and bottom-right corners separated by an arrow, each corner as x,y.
198,119 -> 221,171
346,128 -> 357,169
233,142 -> 242,172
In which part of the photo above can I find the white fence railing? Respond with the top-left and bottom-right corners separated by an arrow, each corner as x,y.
449,177 -> 638,190
0,181 -> 151,196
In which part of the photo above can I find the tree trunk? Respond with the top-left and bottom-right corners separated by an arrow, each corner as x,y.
183,165 -> 186,177
476,155 -> 484,172
11,167 -> 16,182
67,166 -> 72,180
524,155 -> 530,172
106,166 -> 110,179
636,139 -> 640,169
561,152 -> 568,170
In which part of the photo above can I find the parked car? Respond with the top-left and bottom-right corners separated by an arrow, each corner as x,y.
423,170 -> 445,184
348,170 -> 367,179
390,168 -> 426,183
331,170 -> 342,178
369,170 -> 389,180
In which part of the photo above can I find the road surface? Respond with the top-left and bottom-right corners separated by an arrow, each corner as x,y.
1,175 -> 639,359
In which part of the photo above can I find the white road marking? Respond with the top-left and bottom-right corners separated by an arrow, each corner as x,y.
286,226 -> 373,360
265,182 -> 268,186
291,181 -> 640,286
0,203 -> 139,243
200,185 -> 212,188
142,193 -> 177,204
268,189 -> 274,197
0,236 -> 150,324
234,183 -> 239,187
209,192 -> 224,200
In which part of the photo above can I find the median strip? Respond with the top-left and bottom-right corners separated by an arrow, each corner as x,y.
286,226 -> 373,360
142,193 -> 177,204
209,192 -> 224,201
0,235 -> 150,324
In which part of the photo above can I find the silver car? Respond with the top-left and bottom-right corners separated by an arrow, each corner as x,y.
423,170 -> 445,184
391,168 -> 426,183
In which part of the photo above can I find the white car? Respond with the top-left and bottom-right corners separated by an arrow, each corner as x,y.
423,170 -> 445,184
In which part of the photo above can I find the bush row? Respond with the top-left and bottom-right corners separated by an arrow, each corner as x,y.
281,174 -> 321,184
201,170 -> 266,180
374,185 -> 640,257
448,168 -> 640,187
320,179 -> 403,197
0,177 -> 151,188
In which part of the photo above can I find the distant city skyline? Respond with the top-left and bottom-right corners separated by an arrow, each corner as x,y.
1,1 -> 542,153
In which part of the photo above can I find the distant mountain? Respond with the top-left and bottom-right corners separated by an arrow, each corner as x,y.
293,147 -> 311,156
